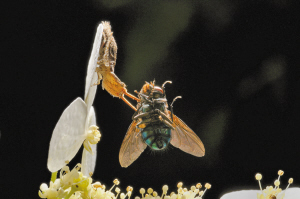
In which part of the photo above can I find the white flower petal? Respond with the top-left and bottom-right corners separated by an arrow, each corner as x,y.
220,190 -> 257,199
81,106 -> 97,176
85,72 -> 98,112
84,23 -> 103,110
40,183 -> 48,191
81,146 -> 97,177
84,106 -> 97,132
47,97 -> 87,172
282,188 -> 300,198
220,188 -> 300,199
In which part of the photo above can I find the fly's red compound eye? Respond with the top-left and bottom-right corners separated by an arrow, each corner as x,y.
152,86 -> 164,99
153,86 -> 164,94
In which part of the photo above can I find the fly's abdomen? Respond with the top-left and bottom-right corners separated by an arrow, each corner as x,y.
141,125 -> 171,150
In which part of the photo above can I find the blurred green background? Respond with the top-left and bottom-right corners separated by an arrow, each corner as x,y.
1,0 -> 300,198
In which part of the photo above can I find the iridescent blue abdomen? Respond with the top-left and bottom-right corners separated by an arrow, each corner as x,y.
141,125 -> 171,150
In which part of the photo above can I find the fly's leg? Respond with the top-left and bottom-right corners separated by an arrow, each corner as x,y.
133,109 -> 174,130
134,109 -> 172,124
136,118 -> 152,129
158,116 -> 174,130
170,96 -> 182,122
153,109 -> 173,124
120,95 -> 137,111
133,111 -> 152,120
124,92 -> 139,102
136,114 -> 174,130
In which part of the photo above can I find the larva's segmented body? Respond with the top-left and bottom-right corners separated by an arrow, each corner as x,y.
95,21 -> 139,111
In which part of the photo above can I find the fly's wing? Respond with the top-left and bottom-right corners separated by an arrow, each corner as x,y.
170,114 -> 205,157
119,120 -> 147,168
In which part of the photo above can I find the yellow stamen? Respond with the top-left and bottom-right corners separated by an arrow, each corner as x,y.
190,186 -> 196,192
115,187 -> 121,198
178,187 -> 183,194
285,178 -> 293,190
127,191 -> 132,199
256,173 -> 263,192
274,179 -> 280,189
92,182 -> 102,189
196,183 -> 202,189
256,173 -> 262,180
140,188 -> 145,198
114,179 -> 120,185
199,190 -> 204,196
127,186 -> 133,192
177,182 -> 183,188
202,183 -> 211,197
120,193 -> 125,199
277,170 -> 284,185
204,183 -> 211,189
147,188 -> 153,195
109,179 -> 120,192
278,170 -> 284,176
161,185 -> 168,198
86,125 -> 101,146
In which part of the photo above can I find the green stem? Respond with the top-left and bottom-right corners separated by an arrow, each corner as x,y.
51,171 -> 58,183
64,187 -> 76,199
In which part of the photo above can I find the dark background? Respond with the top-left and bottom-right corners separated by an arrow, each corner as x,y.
1,0 -> 300,198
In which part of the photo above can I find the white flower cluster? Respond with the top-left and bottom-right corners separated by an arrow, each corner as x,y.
255,170 -> 294,199
220,170 -> 300,199
135,182 -> 211,199
39,163 -> 211,199
39,163 -> 130,199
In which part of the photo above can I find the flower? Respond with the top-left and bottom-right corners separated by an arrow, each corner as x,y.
39,164 -> 133,199
136,182 -> 211,199
47,23 -> 103,175
83,125 -> 101,153
40,162 -> 212,199
38,179 -> 60,199
220,170 -> 300,199
38,178 -> 69,199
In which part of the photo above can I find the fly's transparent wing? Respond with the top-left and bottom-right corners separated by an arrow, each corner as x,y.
170,114 -> 205,157
119,121 -> 147,168
47,97 -> 87,172
84,23 -> 103,110
81,106 -> 97,176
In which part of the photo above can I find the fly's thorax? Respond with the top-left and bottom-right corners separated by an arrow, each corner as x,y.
140,102 -> 166,114
140,103 -> 152,113
141,124 -> 171,150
